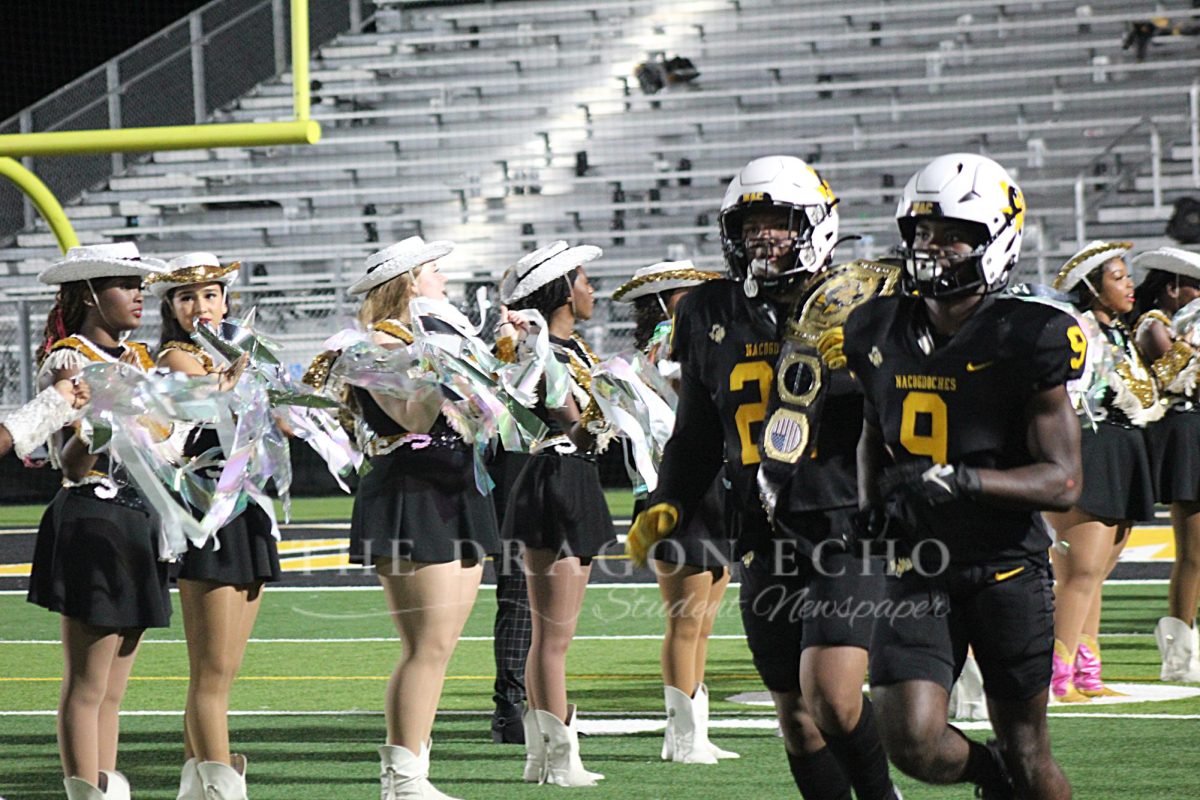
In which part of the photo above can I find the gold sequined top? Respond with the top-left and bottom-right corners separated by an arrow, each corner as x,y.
548,333 -> 607,438
1094,316 -> 1160,420
160,340 -> 214,373
1135,310 -> 1199,401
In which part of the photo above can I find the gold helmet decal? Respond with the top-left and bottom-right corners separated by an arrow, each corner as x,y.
806,165 -> 837,204
1001,182 -> 1025,234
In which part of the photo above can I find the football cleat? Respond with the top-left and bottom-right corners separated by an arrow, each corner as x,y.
973,739 -> 1015,800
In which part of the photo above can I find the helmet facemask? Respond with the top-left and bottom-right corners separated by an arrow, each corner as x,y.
897,216 -> 1007,298
720,200 -> 834,298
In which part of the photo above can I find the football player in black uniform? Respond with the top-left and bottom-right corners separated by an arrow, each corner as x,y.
844,154 -> 1082,800
629,155 -> 897,799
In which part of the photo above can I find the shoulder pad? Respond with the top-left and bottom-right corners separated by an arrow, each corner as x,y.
787,260 -> 902,344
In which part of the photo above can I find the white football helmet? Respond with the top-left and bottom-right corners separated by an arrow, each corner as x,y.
719,155 -> 839,297
895,153 -> 1025,297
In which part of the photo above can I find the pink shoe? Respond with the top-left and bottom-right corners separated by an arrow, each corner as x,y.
1051,640 -> 1089,703
1074,634 -> 1126,698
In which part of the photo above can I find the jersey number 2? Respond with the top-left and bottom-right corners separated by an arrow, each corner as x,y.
900,391 -> 948,464
730,361 -> 773,466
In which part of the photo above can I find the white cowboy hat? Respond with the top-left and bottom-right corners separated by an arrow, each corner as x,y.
38,242 -> 167,285
611,260 -> 723,302
499,240 -> 602,305
144,252 -> 241,299
1131,246 -> 1200,281
1052,240 -> 1132,294
349,236 -> 454,296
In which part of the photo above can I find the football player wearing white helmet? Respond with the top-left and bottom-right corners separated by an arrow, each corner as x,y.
629,156 -> 900,800
895,152 -> 1024,299
845,154 -> 1079,800
718,155 -> 840,299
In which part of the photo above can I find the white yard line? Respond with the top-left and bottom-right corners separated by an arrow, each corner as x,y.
0,634 -> 753,645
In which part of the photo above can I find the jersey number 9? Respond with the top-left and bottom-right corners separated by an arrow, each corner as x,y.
899,390 -> 948,465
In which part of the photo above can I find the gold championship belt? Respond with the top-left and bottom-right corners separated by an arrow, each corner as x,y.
758,260 -> 901,521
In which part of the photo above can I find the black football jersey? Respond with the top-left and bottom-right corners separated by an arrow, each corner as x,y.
651,279 -> 785,541
843,294 -> 1087,562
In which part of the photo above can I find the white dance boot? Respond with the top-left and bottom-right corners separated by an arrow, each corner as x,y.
948,654 -> 989,721
379,744 -> 459,800
195,754 -> 248,800
418,743 -> 461,800
63,778 -> 105,800
99,771 -> 131,800
661,685 -> 717,764
176,758 -> 201,800
522,708 -> 546,782
536,706 -> 604,787
692,684 -> 739,760
1156,617 -> 1200,682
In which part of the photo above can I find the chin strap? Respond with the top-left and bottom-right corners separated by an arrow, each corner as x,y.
655,293 -> 670,319
1080,274 -> 1125,319
742,273 -> 759,297
85,279 -> 131,345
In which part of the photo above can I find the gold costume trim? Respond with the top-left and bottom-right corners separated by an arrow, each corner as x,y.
373,319 -> 414,344
611,268 -> 724,302
302,350 -> 339,391
495,335 -> 517,364
145,262 -> 239,289
1136,310 -> 1173,331
50,337 -> 154,370
1152,339 -> 1196,392
1052,242 -> 1131,291
1114,359 -> 1159,408
160,340 -> 214,372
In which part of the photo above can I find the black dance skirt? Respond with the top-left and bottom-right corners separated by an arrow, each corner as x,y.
176,501 -> 282,585
501,452 -> 614,559
1077,421 -> 1155,522
642,479 -> 733,570
350,445 -> 500,566
27,485 -> 172,629
1145,408 -> 1200,504
487,448 -> 528,538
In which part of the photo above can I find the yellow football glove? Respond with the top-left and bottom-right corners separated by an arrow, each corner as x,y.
816,326 -> 846,370
625,502 -> 680,567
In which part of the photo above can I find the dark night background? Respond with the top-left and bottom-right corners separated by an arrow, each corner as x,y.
0,1 -> 212,120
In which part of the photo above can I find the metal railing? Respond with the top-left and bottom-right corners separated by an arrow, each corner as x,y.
1191,78 -> 1200,188
0,0 -> 365,246
1073,120 -> 1159,247
1074,80 -> 1200,247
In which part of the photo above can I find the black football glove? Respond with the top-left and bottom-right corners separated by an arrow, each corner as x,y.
876,460 -> 982,543
880,460 -> 982,507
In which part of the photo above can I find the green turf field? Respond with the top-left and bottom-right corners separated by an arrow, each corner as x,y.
0,490 -> 637,527
2,582 -> 1196,799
